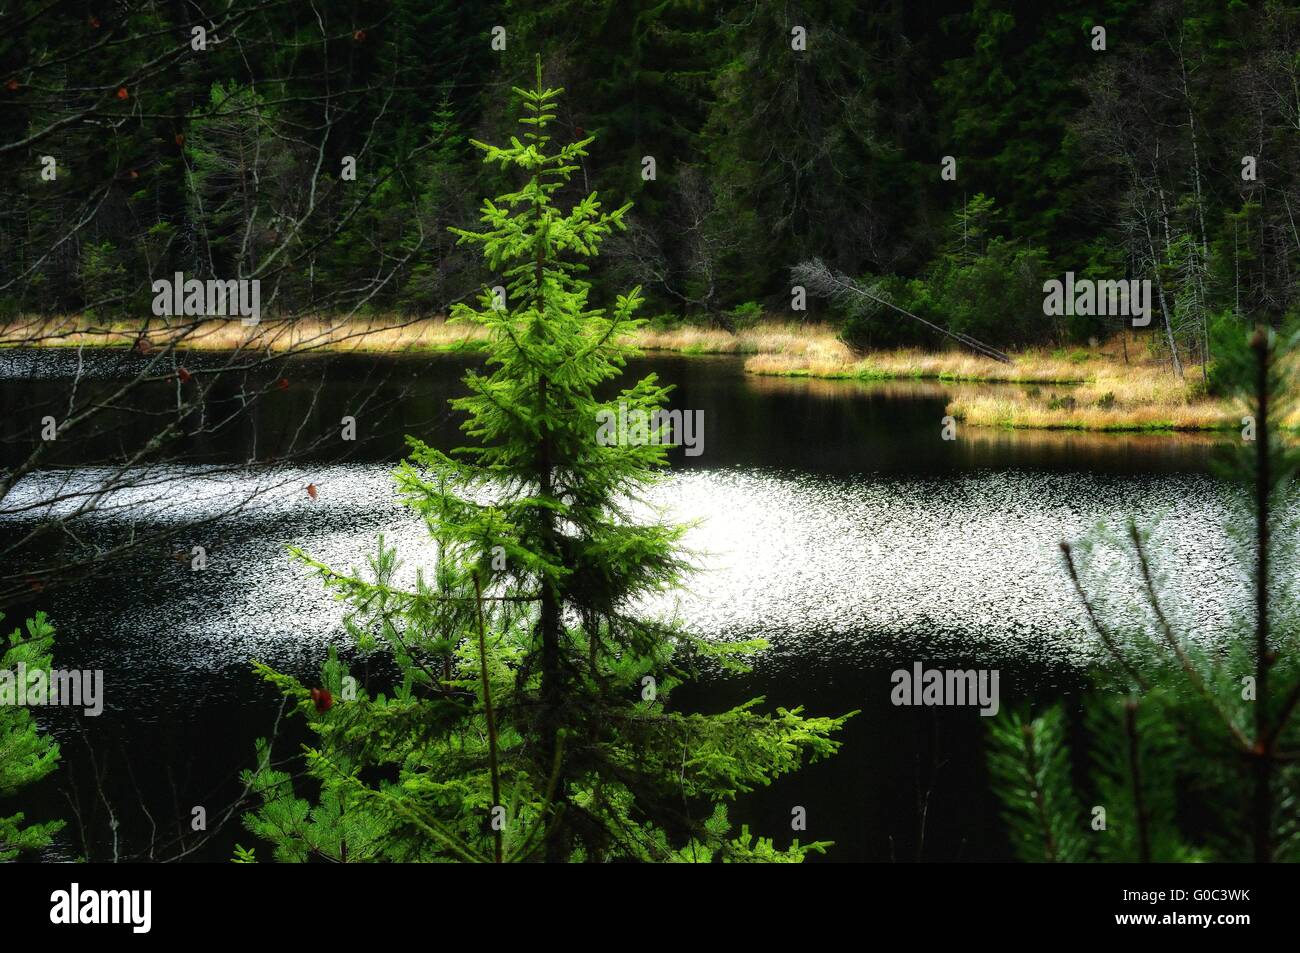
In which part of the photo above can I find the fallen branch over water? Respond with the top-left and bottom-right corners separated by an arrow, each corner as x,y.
791,258 -> 1013,364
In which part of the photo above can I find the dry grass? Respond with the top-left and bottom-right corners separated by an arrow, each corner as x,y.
1,314 -> 492,353
634,322 -> 852,360
3,314 -> 853,360
945,383 -> 1236,432
742,330 -> 1262,432
944,356 -> 1234,432
747,345 -> 1104,383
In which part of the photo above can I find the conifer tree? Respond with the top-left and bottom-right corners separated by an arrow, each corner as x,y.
0,611 -> 64,860
240,60 -> 853,863
987,323 -> 1300,862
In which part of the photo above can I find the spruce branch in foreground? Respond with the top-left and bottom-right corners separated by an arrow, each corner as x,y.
988,323 -> 1300,862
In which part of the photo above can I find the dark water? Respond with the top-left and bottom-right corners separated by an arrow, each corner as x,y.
0,348 -> 1243,862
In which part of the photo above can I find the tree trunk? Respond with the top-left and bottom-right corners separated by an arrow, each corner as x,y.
1144,219 -> 1183,377
1252,331 -> 1274,863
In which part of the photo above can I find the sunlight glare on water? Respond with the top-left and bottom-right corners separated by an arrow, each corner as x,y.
8,463 -> 1244,678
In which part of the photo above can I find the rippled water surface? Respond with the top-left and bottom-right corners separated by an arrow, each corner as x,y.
0,349 -> 1247,861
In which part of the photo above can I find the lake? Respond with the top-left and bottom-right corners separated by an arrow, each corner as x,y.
0,348 -> 1249,861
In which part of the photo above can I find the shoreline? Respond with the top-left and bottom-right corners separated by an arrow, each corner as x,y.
2,316 -> 1251,432
740,333 -> 1248,434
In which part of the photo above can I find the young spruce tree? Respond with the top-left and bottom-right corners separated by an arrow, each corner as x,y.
240,60 -> 852,863
988,323 -> 1300,862
0,612 -> 64,860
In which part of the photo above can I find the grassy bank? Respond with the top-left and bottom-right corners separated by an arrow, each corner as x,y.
748,338 -> 1250,432
1,315 -> 847,360
2,315 -> 1259,431
0,314 -> 493,354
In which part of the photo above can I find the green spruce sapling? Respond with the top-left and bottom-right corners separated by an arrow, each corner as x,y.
0,611 -> 64,860
240,60 -> 854,863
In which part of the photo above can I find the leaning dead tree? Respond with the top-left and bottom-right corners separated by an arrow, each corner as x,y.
791,258 -> 1013,364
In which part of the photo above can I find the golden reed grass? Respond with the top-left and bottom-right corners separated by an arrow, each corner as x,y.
0,314 -> 489,354
738,329 -> 1282,431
